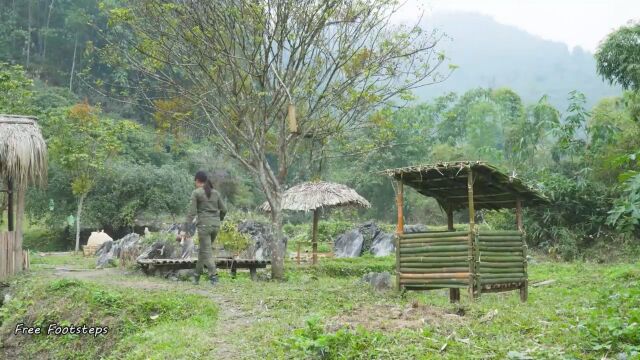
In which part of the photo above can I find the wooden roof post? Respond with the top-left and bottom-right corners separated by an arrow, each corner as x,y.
515,197 -> 523,232
311,209 -> 319,265
395,178 -> 404,292
467,168 -> 476,300
7,177 -> 13,232
396,179 -> 404,234
446,203 -> 454,231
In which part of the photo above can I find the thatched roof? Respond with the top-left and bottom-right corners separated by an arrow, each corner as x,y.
381,161 -> 548,210
259,181 -> 371,212
0,115 -> 48,189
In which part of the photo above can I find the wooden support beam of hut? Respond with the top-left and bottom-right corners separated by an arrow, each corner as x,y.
467,168 -> 476,300
6,178 -> 13,232
311,209 -> 319,265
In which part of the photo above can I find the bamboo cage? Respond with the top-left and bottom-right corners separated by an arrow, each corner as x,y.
382,161 -> 547,302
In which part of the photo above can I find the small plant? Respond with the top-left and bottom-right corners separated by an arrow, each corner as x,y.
281,317 -> 386,359
217,218 -> 251,255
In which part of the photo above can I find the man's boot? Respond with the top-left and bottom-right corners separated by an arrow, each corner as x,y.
209,274 -> 219,286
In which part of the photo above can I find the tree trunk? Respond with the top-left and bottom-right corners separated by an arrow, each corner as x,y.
69,32 -> 78,92
75,193 -> 86,252
269,204 -> 285,280
26,0 -> 32,67
43,0 -> 55,61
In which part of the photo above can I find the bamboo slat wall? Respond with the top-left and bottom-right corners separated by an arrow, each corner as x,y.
397,230 -> 473,291
476,230 -> 527,298
0,231 -> 29,281
396,229 -> 528,300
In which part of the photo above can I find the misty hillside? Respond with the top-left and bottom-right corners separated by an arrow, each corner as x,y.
416,12 -> 620,109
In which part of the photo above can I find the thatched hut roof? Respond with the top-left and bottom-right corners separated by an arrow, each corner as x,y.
381,161 -> 548,210
0,114 -> 48,189
259,181 -> 371,212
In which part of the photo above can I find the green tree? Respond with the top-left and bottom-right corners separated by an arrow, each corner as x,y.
47,102 -> 137,251
103,0 -> 452,279
0,63 -> 34,114
595,21 -> 640,91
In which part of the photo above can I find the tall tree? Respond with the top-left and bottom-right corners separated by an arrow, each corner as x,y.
103,0 -> 451,278
595,21 -> 640,92
47,103 -> 137,251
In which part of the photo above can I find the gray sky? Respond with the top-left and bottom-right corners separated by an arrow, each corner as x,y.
394,0 -> 640,52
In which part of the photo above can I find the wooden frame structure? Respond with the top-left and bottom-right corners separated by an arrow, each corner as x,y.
383,161 -> 547,302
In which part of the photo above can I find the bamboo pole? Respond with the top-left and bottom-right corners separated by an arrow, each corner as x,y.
401,262 -> 470,268
401,267 -> 470,273
400,231 -> 468,239
478,230 -> 522,236
311,209 -> 319,265
399,245 -> 468,254
398,256 -> 469,263
396,180 -> 404,235
477,262 -> 524,268
400,272 -> 470,279
14,187 -> 25,273
395,179 -> 403,291
447,203 -> 461,302
468,168 -> 477,300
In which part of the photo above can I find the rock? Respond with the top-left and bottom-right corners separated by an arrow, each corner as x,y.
370,232 -> 395,256
358,221 -> 381,253
137,240 -> 181,260
175,269 -> 194,280
403,224 -> 427,233
96,241 -> 116,269
361,272 -> 392,291
334,229 -> 364,258
237,220 -> 286,260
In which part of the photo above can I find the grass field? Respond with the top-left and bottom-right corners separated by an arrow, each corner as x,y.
0,254 -> 638,359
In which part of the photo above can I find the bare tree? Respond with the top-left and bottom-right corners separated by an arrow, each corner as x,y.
102,0 -> 451,279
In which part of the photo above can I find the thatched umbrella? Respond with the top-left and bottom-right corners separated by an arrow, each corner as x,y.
260,181 -> 370,264
0,114 -> 48,274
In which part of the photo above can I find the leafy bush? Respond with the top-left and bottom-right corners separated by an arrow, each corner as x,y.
217,215 -> 252,254
309,256 -> 395,277
280,317 -> 387,359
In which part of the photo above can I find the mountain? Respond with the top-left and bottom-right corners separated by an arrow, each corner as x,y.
414,12 -> 620,109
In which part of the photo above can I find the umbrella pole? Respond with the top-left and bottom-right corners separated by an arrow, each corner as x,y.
312,209 -> 319,265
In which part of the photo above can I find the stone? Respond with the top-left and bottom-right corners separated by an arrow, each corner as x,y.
237,220 -> 286,260
333,229 -> 364,258
358,221 -> 381,253
370,232 -> 395,256
361,272 -> 392,291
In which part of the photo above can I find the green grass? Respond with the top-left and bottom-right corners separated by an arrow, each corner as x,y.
0,256 -> 638,359
0,274 -> 218,359
29,252 -> 97,269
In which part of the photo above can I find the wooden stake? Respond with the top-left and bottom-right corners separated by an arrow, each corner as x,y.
311,209 -> 319,265
447,202 -> 461,302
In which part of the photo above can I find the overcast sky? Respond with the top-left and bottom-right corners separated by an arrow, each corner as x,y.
394,0 -> 640,52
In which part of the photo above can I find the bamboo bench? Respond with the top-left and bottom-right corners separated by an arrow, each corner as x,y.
137,258 -> 270,281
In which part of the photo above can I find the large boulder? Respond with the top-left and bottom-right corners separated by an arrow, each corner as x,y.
361,272 -> 392,292
87,231 -> 113,247
333,229 -> 364,258
237,220 -> 286,260
370,232 -> 395,257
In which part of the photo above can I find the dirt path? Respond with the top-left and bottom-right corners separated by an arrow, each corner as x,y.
49,267 -> 257,359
